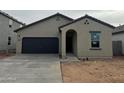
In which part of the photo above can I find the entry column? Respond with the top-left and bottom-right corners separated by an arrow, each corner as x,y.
61,31 -> 66,58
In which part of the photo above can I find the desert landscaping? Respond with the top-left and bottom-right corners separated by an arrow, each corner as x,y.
61,57 -> 124,83
0,53 -> 124,83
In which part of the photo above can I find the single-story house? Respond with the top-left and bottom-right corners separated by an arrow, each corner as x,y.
15,13 -> 115,58
0,11 -> 25,53
112,25 -> 124,56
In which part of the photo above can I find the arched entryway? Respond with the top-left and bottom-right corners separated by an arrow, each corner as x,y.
66,29 -> 77,56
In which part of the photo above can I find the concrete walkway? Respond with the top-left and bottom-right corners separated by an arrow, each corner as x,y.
60,54 -> 80,62
0,54 -> 62,83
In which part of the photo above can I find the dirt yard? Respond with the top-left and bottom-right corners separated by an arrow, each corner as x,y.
0,53 -> 14,59
61,57 -> 124,83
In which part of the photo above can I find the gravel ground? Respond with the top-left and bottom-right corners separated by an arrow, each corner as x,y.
61,57 -> 124,83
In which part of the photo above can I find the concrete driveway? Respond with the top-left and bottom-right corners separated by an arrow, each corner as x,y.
0,54 -> 62,83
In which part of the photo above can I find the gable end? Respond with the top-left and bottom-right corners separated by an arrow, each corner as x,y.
59,15 -> 115,29
14,13 -> 73,32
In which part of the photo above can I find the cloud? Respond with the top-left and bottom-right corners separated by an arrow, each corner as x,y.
3,10 -> 124,26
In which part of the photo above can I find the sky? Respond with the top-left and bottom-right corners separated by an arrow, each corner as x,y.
3,10 -> 124,26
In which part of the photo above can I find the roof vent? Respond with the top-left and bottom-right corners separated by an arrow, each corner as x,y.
84,20 -> 89,24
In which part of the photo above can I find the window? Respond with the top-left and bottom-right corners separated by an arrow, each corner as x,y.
9,19 -> 13,28
8,36 -> 11,45
90,31 -> 100,48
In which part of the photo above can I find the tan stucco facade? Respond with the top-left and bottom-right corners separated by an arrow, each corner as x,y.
16,14 -> 114,58
60,18 -> 113,58
0,13 -> 23,51
16,15 -> 72,53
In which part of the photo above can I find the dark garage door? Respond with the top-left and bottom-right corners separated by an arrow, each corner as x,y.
22,37 -> 59,53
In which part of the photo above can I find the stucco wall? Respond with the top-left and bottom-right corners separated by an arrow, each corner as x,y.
60,18 -> 113,58
16,15 -> 72,53
112,33 -> 124,55
0,14 -> 22,51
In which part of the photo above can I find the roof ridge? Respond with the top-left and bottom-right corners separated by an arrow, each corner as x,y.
86,15 -> 115,28
59,14 -> 115,29
0,10 -> 25,25
14,12 -> 73,32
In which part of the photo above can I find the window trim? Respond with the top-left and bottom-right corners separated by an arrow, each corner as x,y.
90,47 -> 102,50
89,31 -> 101,33
89,31 -> 101,49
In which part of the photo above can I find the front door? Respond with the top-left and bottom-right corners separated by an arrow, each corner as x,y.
66,36 -> 73,53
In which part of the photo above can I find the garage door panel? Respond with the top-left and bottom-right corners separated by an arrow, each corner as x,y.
22,37 -> 59,53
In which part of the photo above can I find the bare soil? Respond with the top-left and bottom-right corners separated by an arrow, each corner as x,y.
0,53 -> 14,59
61,57 -> 124,83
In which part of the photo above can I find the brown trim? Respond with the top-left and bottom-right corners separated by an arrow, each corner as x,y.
14,13 -> 73,32
59,15 -> 115,29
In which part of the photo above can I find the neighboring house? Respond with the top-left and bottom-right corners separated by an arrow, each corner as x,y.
0,11 -> 25,53
15,13 -> 115,58
112,25 -> 124,55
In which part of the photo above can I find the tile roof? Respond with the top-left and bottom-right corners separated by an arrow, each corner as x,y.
59,14 -> 115,29
113,25 -> 124,35
14,13 -> 73,32
0,10 -> 25,25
